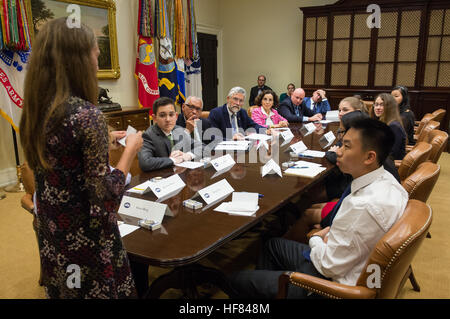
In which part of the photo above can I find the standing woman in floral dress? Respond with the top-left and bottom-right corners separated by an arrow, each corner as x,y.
19,18 -> 143,298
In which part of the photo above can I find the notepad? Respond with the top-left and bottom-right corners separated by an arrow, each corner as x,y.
284,166 -> 326,178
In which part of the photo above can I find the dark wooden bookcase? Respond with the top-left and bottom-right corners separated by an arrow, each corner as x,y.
300,0 -> 450,141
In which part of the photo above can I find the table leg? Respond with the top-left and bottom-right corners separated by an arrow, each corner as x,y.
129,260 -> 149,298
143,264 -> 238,299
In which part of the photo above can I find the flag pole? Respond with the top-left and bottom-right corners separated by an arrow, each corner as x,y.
5,125 -> 24,193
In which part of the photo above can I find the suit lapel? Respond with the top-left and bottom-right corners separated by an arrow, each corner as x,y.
222,104 -> 231,129
155,125 -> 171,155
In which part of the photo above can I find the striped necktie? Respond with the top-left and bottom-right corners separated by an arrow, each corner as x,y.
167,133 -> 174,148
231,113 -> 238,135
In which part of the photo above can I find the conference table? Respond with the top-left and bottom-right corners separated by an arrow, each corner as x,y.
121,122 -> 340,298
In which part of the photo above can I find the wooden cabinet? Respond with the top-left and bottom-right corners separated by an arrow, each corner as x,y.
300,0 -> 450,149
102,106 -> 150,132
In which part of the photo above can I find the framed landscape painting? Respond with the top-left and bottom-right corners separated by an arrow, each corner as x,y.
26,0 -> 120,79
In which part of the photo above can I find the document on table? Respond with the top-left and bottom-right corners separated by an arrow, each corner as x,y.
175,161 -> 205,169
293,160 -> 323,168
300,150 -> 326,158
284,166 -> 326,178
324,110 -> 340,122
214,192 -> 259,216
118,223 -> 139,238
214,140 -> 251,151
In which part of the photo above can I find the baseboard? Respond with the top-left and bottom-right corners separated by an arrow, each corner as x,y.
0,167 -> 17,187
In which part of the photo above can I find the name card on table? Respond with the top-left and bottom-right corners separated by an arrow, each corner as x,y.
118,196 -> 170,225
325,110 -> 340,122
300,123 -> 316,137
290,141 -> 308,154
211,154 -> 236,172
127,174 -> 186,203
118,125 -> 137,147
280,129 -> 294,146
261,159 -> 282,177
256,140 -> 269,151
245,134 -> 272,142
319,131 -> 336,149
196,179 -> 234,210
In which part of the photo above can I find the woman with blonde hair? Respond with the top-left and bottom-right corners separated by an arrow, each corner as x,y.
370,93 -> 406,160
20,18 -> 142,298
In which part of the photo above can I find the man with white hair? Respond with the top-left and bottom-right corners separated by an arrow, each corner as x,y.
208,87 -> 266,140
176,95 -> 211,144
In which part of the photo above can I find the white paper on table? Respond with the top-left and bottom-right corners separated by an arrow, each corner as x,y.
319,120 -> 333,124
210,154 -> 236,171
175,161 -> 205,169
300,150 -> 326,158
293,160 -> 323,168
325,110 -> 340,122
261,159 -> 282,177
256,140 -> 269,151
214,140 -> 251,151
126,180 -> 153,194
118,223 -> 140,237
280,129 -> 294,141
319,131 -> 336,149
290,141 -> 308,154
245,134 -> 272,142
300,123 -> 316,137
118,125 -> 138,147
214,202 -> 259,217
197,179 -> 234,205
228,192 -> 259,212
284,166 -> 326,178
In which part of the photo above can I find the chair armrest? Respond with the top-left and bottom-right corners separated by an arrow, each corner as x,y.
405,145 -> 414,153
277,271 -> 376,299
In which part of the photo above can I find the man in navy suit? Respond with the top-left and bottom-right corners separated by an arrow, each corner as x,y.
279,88 -> 323,122
303,89 -> 331,115
176,95 -> 211,144
208,86 -> 266,141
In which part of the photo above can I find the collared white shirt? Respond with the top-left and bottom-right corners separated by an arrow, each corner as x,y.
261,107 -> 274,127
309,166 -> 408,286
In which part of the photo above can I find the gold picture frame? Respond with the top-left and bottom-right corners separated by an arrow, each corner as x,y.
25,0 -> 120,79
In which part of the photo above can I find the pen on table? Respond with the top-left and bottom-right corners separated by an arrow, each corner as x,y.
258,194 -> 264,198
298,154 -> 314,158
287,166 -> 309,169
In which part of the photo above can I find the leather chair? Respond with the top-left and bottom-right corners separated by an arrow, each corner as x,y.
413,113 -> 433,136
425,130 -> 448,164
408,120 -> 440,153
396,142 -> 432,182
277,199 -> 432,299
402,162 -> 440,204
431,108 -> 446,126
200,111 -> 210,119
108,147 -> 142,176
247,105 -> 258,118
20,162 -> 43,286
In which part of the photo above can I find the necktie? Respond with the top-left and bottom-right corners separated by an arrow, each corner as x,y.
320,184 -> 352,228
168,133 -> 174,149
231,113 -> 238,135
295,105 -> 300,117
303,184 -> 352,262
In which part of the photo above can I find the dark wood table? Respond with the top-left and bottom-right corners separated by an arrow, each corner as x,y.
121,122 -> 340,298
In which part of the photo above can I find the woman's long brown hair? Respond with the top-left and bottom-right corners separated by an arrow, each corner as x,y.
20,18 -> 98,171
370,93 -> 404,128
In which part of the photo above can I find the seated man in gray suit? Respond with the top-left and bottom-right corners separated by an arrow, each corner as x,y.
138,97 -> 201,172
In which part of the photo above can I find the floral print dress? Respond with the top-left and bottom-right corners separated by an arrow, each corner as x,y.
34,97 -> 136,298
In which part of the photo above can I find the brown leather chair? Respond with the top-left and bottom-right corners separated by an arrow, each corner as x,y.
431,108 -> 446,126
247,105 -> 258,118
408,120 -> 440,152
109,147 -> 142,176
402,162 -> 440,204
200,111 -> 210,119
413,113 -> 433,136
425,130 -> 448,164
277,199 -> 432,299
396,142 -> 432,182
